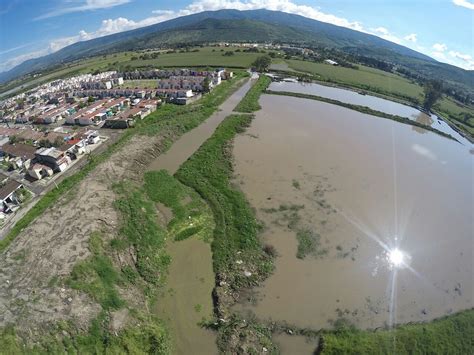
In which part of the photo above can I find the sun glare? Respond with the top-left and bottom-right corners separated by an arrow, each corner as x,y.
388,248 -> 406,268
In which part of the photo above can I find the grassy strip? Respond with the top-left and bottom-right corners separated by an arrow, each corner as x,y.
176,114 -> 273,289
234,74 -> 271,113
0,72 -> 248,253
320,309 -> 474,354
144,170 -> 214,242
266,90 -> 458,142
175,113 -> 274,353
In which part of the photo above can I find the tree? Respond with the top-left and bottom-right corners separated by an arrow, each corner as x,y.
202,77 -> 211,93
423,80 -> 443,111
252,55 -> 272,72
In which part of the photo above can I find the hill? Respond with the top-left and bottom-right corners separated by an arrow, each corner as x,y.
0,9 -> 472,93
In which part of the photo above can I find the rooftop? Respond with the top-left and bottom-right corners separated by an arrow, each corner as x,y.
0,179 -> 22,200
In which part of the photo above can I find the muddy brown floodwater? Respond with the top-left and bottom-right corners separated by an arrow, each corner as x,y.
232,94 -> 473,353
270,81 -> 471,145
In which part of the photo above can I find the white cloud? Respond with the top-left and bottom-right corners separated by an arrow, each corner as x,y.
404,33 -> 417,42
432,51 -> 447,60
432,43 -> 447,52
370,27 -> 402,44
453,0 -> 474,10
35,0 -> 131,20
448,50 -> 474,69
449,50 -> 472,62
373,27 -> 389,35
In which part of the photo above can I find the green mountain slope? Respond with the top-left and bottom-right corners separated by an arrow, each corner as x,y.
0,9 -> 472,94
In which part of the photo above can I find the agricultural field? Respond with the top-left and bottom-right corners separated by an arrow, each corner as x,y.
285,59 -> 424,101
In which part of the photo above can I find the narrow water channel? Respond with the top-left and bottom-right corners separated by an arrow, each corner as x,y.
147,76 -> 255,174
147,76 -> 255,354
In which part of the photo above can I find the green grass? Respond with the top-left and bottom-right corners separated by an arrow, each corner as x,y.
144,170 -> 214,242
266,90 -> 457,141
0,71 -> 248,253
118,79 -> 158,88
285,59 -> 423,102
295,228 -> 327,259
127,47 -> 261,70
67,232 -> 124,310
175,114 -> 273,290
234,74 -> 271,112
320,309 -> 474,354
113,182 -> 170,286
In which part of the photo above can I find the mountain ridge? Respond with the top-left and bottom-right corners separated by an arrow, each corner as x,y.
1,9 -> 472,92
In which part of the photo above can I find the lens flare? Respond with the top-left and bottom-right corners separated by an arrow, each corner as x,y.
387,248 -> 408,268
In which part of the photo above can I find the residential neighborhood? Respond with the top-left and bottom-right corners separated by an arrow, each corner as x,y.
0,67 -> 234,225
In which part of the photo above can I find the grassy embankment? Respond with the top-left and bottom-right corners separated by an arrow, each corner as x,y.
266,90 -> 457,141
0,73 -> 249,352
234,74 -> 272,112
278,59 -> 474,138
319,309 -> 474,354
174,113 -> 276,353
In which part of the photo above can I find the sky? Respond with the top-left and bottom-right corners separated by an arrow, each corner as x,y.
0,0 -> 473,73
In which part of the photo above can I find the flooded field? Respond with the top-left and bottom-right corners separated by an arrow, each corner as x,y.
232,94 -> 473,336
269,81 -> 470,145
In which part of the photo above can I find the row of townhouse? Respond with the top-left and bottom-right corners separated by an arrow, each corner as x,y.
74,88 -> 152,99
67,97 -> 160,127
157,75 -> 221,91
81,77 -> 123,90
103,99 -> 161,128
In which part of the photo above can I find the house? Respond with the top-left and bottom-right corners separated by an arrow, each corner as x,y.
1,143 -> 37,170
0,180 -> 23,213
35,147 -> 72,172
27,163 -> 54,180
324,59 -> 339,66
